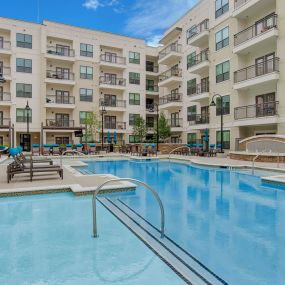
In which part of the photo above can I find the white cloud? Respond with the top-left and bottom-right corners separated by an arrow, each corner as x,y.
146,34 -> 164,47
82,0 -> 122,11
83,0 -> 100,10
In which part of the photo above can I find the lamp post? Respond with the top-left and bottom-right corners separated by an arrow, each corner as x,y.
210,94 -> 223,153
150,103 -> 159,154
100,100 -> 107,150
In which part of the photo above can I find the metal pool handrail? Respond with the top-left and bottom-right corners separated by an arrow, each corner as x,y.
60,150 -> 86,167
92,178 -> 165,238
252,152 -> 264,175
168,145 -> 191,160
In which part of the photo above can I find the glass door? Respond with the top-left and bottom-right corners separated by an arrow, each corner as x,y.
20,134 -> 31,152
105,52 -> 117,63
0,86 -> 3,101
105,116 -> 116,129
56,113 -> 70,127
0,37 -> 3,49
256,93 -> 275,117
0,61 -> 3,77
56,44 -> 70,56
56,90 -> 70,104
105,73 -> 117,85
0,111 -> 3,125
104,94 -> 116,107
171,113 -> 180,127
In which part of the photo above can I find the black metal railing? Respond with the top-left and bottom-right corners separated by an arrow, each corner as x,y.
99,76 -> 126,86
188,114 -> 209,125
0,92 -> 11,102
187,19 -> 209,44
102,121 -> 126,130
46,95 -> 75,104
100,54 -> 126,65
187,49 -> 209,69
0,118 -> 10,127
100,99 -> 126,108
46,119 -> 75,128
146,65 -> 159,73
46,46 -> 75,57
159,42 -> 182,59
0,40 -> 11,50
146,85 -> 159,92
168,118 -> 183,128
234,57 -> 279,83
0,66 -> 11,76
234,101 -> 279,120
46,70 -> 75,81
187,82 -> 209,96
234,14 -> 277,46
159,67 -> 182,82
159,93 -> 182,105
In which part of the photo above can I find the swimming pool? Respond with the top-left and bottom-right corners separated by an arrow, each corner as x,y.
75,160 -> 285,285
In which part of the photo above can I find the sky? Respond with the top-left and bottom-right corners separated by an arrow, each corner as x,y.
0,0 -> 199,46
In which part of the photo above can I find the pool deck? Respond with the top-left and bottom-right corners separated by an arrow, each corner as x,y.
1,153 -> 285,196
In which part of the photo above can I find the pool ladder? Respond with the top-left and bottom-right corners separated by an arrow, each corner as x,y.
168,146 -> 192,160
92,178 -> 165,239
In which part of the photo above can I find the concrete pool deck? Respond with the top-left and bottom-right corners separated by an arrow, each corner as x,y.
1,153 -> 285,196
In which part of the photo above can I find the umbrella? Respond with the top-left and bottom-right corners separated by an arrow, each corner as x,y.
113,131 -> 117,144
203,128 -> 209,142
107,131 -> 111,143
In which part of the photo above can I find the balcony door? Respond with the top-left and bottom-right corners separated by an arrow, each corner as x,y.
201,77 -> 209,93
56,113 -> 70,127
255,13 -> 275,36
0,111 -> 3,125
56,44 -> 70,56
104,73 -> 117,85
171,113 -> 180,127
56,67 -> 70,80
146,61 -> 154,72
201,106 -> 209,123
56,90 -> 70,104
0,37 -> 3,49
256,93 -> 276,117
0,86 -> 3,101
255,53 -> 275,76
104,94 -> 116,107
105,116 -> 116,129
0,61 -> 3,77
105,52 -> 117,63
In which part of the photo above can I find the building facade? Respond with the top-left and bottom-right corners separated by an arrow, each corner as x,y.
0,0 -> 284,151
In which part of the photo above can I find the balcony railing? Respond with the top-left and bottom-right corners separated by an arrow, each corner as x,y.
234,14 -> 277,46
159,67 -> 182,82
46,95 -> 75,104
187,83 -> 209,96
0,40 -> 11,50
168,118 -> 183,128
188,114 -> 209,125
234,0 -> 250,9
0,92 -> 11,102
99,76 -> 126,86
234,101 -> 279,120
46,46 -> 75,57
187,49 -> 209,69
100,99 -> 126,108
159,93 -> 182,105
46,70 -> 75,81
146,65 -> 159,73
0,118 -> 10,127
187,19 -> 209,44
103,121 -> 126,130
0,66 -> 11,77
100,54 -> 126,65
234,57 -> 279,83
146,85 -> 159,92
159,42 -> 182,59
46,119 -> 75,128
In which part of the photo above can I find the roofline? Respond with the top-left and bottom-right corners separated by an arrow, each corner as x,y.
0,16 -> 42,26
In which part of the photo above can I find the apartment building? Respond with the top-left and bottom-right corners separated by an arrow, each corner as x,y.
0,0 -> 284,151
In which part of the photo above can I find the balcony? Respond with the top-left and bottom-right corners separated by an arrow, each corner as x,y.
0,92 -> 11,106
0,118 -> 10,128
100,99 -> 126,112
99,54 -> 126,69
187,49 -> 209,75
103,121 -> 126,131
46,46 -> 75,61
158,67 -> 182,88
158,43 -> 182,66
233,14 -> 278,54
146,85 -> 159,94
187,19 -> 209,47
233,0 -> 272,18
45,119 -> 76,129
168,118 -> 183,131
45,95 -> 75,109
0,66 -> 11,81
187,83 -> 209,101
45,70 -> 75,85
146,65 -> 159,75
159,93 -> 183,110
0,40 -> 11,55
188,114 -> 209,126
99,76 -> 126,91
234,57 -> 279,90
234,101 -> 279,126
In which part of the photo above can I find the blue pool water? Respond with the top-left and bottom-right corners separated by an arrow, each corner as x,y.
0,193 -> 185,285
76,160 -> 285,285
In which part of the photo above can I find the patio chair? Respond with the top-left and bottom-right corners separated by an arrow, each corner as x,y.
148,143 -> 156,156
43,144 -> 51,156
32,144 -> 40,156
0,146 -> 9,158
75,144 -> 83,153
88,144 -> 98,154
52,144 -> 61,156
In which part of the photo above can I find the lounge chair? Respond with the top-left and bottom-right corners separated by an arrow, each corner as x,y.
88,144 -> 98,154
52,144 -> 61,156
16,147 -> 53,165
42,145 -> 51,156
0,146 -> 8,158
32,144 -> 40,156
75,144 -> 83,153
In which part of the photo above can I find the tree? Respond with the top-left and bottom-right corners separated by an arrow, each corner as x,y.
154,112 -> 171,142
132,116 -> 147,143
84,112 -> 99,142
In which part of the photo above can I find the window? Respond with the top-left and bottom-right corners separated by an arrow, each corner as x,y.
80,88 -> 93,102
187,52 -> 196,68
80,43 -> 93,57
80,66 -> 93,79
129,72 -> 140,85
16,33 -> 32,49
216,61 -> 230,83
16,58 -> 32,73
129,93 -> 140,105
216,130 -> 230,149
55,137 -> 69,145
187,133 -> 197,145
129,51 -> 140,64
16,108 -> 32,123
129,135 -> 140,143
146,79 -> 156,91
216,27 -> 229,51
16,83 -> 32,98
187,79 -> 197,95
186,25 -> 198,42
215,0 -> 229,18
129,114 -> 140,126
80,111 -> 92,124
216,95 -> 230,115
187,106 -> 197,121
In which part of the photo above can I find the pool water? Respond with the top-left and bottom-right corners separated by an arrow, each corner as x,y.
0,193 -> 185,285
76,160 -> 285,285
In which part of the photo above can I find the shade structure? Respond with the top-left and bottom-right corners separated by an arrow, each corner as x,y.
107,131 -> 111,143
